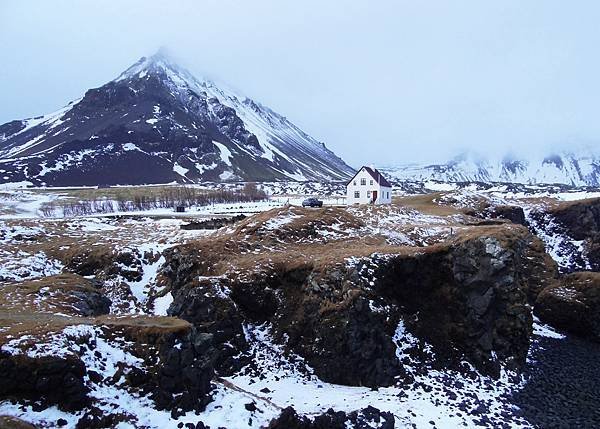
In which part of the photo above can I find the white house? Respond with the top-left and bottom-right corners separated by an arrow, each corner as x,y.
346,166 -> 393,205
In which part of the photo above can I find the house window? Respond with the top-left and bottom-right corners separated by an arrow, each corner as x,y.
370,180 -> 373,185
361,178 -> 366,185
354,191 -> 360,198
353,181 -> 357,185
367,191 -> 371,198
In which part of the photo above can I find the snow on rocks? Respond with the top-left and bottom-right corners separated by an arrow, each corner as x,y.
525,207 -> 591,272
1,180 -> 599,427
0,250 -> 63,281
262,208 -> 302,230
223,323 -> 532,429
531,317 -> 566,340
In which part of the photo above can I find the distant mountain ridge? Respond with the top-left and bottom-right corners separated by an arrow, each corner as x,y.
0,51 -> 353,186
382,151 -> 600,187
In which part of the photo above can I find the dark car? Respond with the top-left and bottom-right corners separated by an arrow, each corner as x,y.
302,197 -> 323,208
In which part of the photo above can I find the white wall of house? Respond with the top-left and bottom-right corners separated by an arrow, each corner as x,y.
346,168 -> 392,205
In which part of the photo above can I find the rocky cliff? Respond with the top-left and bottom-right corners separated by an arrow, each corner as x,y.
159,207 -> 555,386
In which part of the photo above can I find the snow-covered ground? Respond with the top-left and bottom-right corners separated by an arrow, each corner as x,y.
0,184 -> 347,220
0,321 -> 536,429
0,180 -> 597,428
222,324 -> 531,428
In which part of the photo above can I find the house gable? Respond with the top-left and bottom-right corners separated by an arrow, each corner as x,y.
346,166 -> 392,189
346,166 -> 393,205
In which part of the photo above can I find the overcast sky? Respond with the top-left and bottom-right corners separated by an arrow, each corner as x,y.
2,1 -> 599,166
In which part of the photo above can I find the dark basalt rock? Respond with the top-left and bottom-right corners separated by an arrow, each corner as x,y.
465,204 -> 527,226
151,329 -> 214,416
180,214 -> 247,231
161,226 -> 553,386
267,406 -> 395,429
528,197 -> 600,273
550,198 -> 600,271
168,281 -> 250,375
511,333 -> 600,428
535,272 -> 600,340
69,288 -> 111,316
488,205 -> 527,226
64,247 -> 115,277
111,250 -> 144,282
0,353 -> 89,411
373,232 -> 548,377
111,325 -> 215,418
161,246 -> 251,375
20,273 -> 112,317
76,406 -> 126,429
273,282 -> 402,387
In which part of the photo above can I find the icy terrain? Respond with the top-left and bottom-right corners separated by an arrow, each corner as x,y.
0,181 -> 599,428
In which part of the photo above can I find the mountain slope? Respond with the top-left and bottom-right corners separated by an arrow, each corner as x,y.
382,151 -> 600,186
0,52 -> 353,186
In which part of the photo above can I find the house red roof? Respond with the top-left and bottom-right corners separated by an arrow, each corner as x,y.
347,166 -> 392,188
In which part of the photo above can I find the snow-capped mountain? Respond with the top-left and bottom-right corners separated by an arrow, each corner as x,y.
382,151 -> 600,186
0,51 -> 353,186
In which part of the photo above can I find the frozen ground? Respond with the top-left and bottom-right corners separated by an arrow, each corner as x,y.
1,180 -> 598,428
0,318 -> 568,429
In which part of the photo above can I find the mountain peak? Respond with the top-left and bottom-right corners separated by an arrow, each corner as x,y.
115,48 -> 185,83
0,52 -> 353,185
382,150 -> 600,186
151,46 -> 171,61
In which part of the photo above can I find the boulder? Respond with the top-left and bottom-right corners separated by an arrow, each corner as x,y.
0,353 -> 88,411
535,272 -> 600,340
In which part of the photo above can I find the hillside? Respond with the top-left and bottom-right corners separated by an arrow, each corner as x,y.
383,151 -> 600,186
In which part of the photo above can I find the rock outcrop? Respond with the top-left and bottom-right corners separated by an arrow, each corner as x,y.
488,205 -> 527,226
143,328 -> 215,417
550,198 -> 600,271
161,217 -> 554,385
465,204 -> 527,226
0,274 -> 112,317
371,228 -> 553,377
527,197 -> 600,272
267,406 -> 395,429
270,267 -> 402,387
0,353 -> 89,411
535,272 -> 600,341
166,278 -> 250,376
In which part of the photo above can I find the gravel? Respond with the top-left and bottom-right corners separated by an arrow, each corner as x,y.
511,334 -> 600,428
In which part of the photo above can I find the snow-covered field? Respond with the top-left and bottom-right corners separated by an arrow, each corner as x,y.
1,180 -> 598,428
